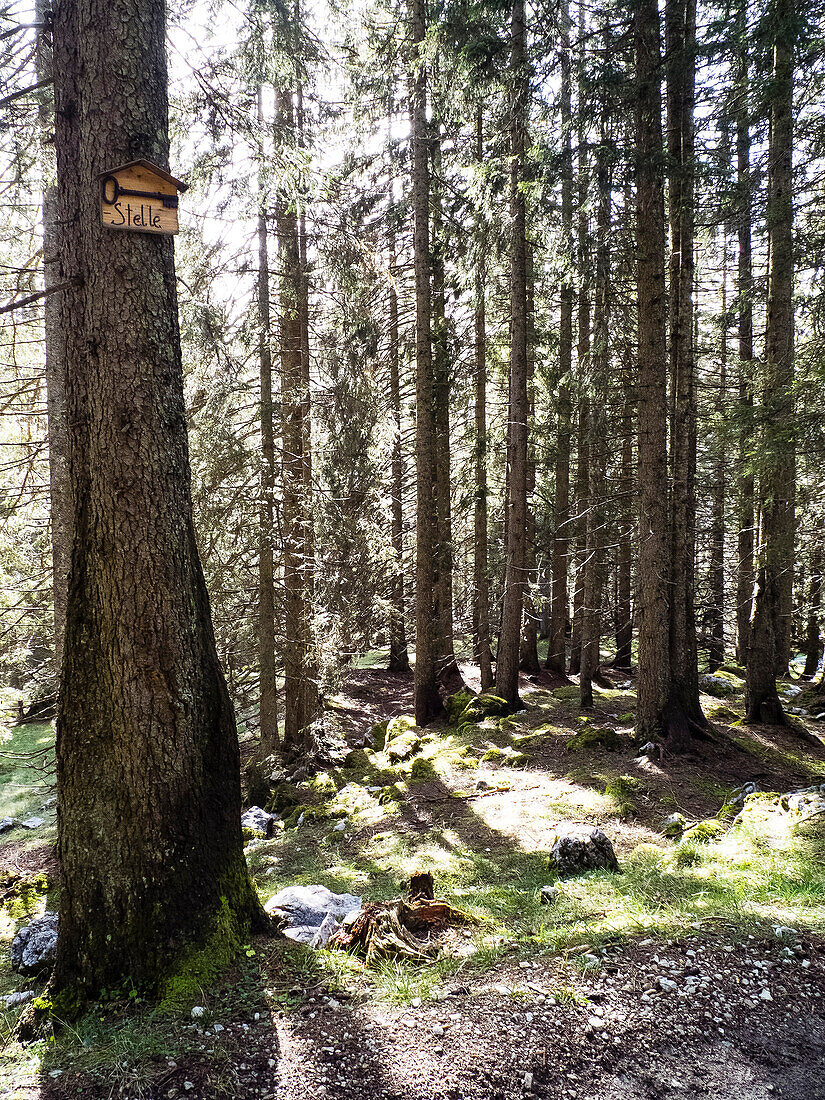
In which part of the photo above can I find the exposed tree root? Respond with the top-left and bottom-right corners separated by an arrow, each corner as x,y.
329,897 -> 474,962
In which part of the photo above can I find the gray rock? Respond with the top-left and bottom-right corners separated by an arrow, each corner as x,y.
662,813 -> 686,837
310,912 -> 338,948
11,911 -> 59,975
0,817 -> 14,833
540,885 -> 559,905
2,990 -> 35,1008
21,817 -> 45,830
241,806 -> 278,836
264,884 -> 361,934
699,674 -> 737,699
549,824 -> 620,878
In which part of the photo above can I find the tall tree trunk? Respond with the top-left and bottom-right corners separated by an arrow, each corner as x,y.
36,0 -> 71,681
409,0 -> 441,723
520,244 -> 541,674
277,85 -> 318,754
257,87 -> 279,753
580,68 -> 611,709
388,211 -> 410,673
665,0 -> 704,747
548,0 -> 574,678
431,134 -> 464,693
472,108 -> 493,691
51,0 -> 265,1003
495,0 -> 529,706
803,548 -> 822,679
614,356 -> 634,670
745,0 -> 795,722
634,0 -> 671,744
735,15 -> 755,668
707,232 -> 727,674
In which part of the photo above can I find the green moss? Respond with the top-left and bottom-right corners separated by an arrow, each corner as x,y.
682,819 -> 726,844
719,663 -> 746,678
267,782 -> 302,815
343,748 -> 371,770
605,775 -> 642,818
369,720 -> 389,750
565,727 -> 622,753
386,731 -> 422,763
552,686 -> 581,703
444,690 -> 476,724
386,715 -> 417,739
284,804 -> 345,828
242,827 -> 265,841
159,898 -> 244,1015
457,693 -> 510,723
377,783 -> 405,805
618,712 -> 635,723
707,703 -> 739,722
308,772 -> 338,799
409,757 -> 438,783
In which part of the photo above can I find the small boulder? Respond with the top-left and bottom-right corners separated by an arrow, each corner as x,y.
549,825 -> 620,878
241,806 -> 278,837
699,673 -> 738,699
456,693 -> 510,723
661,813 -> 686,838
565,727 -> 621,753
539,885 -> 559,906
21,817 -> 45,830
0,817 -> 14,833
11,911 -> 59,975
264,884 -> 361,933
386,730 -> 421,763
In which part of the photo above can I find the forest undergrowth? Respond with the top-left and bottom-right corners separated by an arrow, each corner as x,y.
1,658 -> 825,1097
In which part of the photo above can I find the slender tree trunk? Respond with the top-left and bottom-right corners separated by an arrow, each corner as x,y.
520,244 -> 541,674
707,233 -> 727,674
409,0 -> 441,723
388,212 -> 410,673
51,0 -> 264,1003
580,68 -> 611,708
257,87 -> 279,753
431,135 -> 464,693
665,0 -> 704,747
735,14 -> 755,668
36,0 -> 71,681
495,0 -> 529,706
803,548 -> 822,679
745,0 -> 795,722
277,85 -> 318,754
614,358 -> 634,670
472,108 -> 493,691
548,0 -> 574,678
634,0 -> 671,744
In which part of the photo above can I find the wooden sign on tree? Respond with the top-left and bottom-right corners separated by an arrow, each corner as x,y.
99,160 -> 187,235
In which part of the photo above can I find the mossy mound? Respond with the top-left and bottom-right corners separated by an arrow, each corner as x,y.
369,719 -> 389,750
553,685 -> 582,703
283,804 -> 346,829
565,727 -> 622,753
307,771 -> 338,799
445,689 -> 476,724
719,663 -> 747,678
377,783 -> 406,805
268,782 -> 302,815
386,730 -> 422,763
409,757 -> 438,783
386,714 -> 417,739
605,775 -> 642,818
343,747 -> 372,770
481,746 -> 528,767
682,818 -> 727,844
699,674 -> 739,699
456,693 -> 511,724
707,703 -> 739,722
732,791 -> 784,830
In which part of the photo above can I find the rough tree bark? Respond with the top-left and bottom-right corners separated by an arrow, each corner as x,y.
388,205 -> 410,674
745,0 -> 795,723
51,0 -> 265,1004
803,548 -> 822,679
633,0 -> 671,744
735,11 -> 755,668
495,0 -> 529,706
547,0 -> 573,678
707,233 -> 727,673
409,0 -> 441,723
665,0 -> 705,747
472,107 -> 493,691
36,0 -> 71,680
276,83 -> 319,754
519,244 -> 541,675
257,86 -> 279,754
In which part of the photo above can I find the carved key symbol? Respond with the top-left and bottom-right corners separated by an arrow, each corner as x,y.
101,175 -> 178,209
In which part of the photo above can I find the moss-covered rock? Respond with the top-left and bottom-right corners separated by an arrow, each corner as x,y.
267,782 -> 302,815
482,747 -> 504,762
552,685 -> 581,703
377,783 -> 406,805
719,663 -> 747,678
386,729 -> 422,763
368,719 -> 389,750
565,727 -> 622,753
682,818 -> 726,843
707,703 -> 739,722
409,757 -> 438,783
445,689 -> 476,724
386,714 -> 417,740
283,804 -> 346,829
343,747 -> 371,770
457,693 -> 511,723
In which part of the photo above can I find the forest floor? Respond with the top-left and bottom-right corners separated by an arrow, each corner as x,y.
1,657 -> 825,1099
